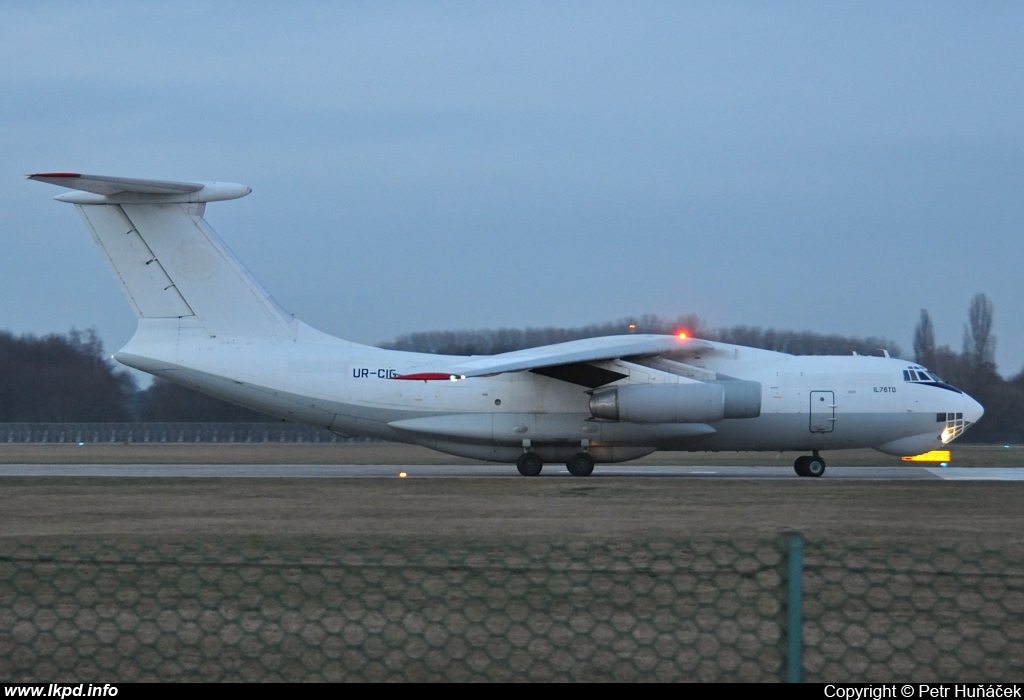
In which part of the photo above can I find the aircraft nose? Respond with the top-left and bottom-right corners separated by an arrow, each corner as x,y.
963,393 -> 984,425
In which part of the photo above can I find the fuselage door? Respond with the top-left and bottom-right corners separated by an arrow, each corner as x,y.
809,391 -> 835,433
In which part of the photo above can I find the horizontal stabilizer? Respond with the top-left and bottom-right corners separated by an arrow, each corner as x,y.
28,173 -> 250,204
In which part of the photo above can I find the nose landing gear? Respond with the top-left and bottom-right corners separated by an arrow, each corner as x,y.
794,453 -> 826,477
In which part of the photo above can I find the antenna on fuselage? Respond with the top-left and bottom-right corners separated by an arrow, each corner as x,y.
880,349 -> 890,358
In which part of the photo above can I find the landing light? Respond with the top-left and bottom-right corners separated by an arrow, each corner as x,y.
902,450 -> 951,463
399,472 -> 407,478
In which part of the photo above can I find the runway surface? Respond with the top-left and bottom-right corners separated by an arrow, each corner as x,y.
2,464 -> 1023,480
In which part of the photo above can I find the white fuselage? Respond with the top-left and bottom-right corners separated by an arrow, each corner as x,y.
116,318 -> 983,464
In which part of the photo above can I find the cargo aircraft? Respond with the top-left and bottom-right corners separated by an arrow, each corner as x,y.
30,173 -> 984,477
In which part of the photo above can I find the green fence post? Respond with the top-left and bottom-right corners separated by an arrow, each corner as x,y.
786,533 -> 804,683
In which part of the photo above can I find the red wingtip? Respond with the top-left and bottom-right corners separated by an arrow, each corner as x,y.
29,172 -> 82,179
393,373 -> 455,381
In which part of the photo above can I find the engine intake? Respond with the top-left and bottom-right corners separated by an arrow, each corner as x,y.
590,383 -> 725,423
589,380 -> 761,423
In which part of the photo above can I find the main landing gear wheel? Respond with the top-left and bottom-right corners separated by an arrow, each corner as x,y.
516,452 -> 543,477
794,456 -> 809,476
794,455 -> 826,477
566,452 -> 595,477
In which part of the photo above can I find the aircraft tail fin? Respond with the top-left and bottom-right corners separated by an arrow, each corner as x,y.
30,173 -> 295,339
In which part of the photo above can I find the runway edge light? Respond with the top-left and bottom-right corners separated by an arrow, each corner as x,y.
902,450 -> 951,463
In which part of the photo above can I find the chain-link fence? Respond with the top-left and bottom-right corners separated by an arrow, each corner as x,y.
1,538 -> 1021,682
0,423 -> 361,444
802,540 -> 1024,682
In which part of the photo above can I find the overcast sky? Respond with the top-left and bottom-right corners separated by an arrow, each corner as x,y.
3,2 -> 1022,377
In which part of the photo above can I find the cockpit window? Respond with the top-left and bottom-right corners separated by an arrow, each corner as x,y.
904,367 -> 940,383
905,369 -> 923,382
905,366 -> 958,392
903,366 -> 959,392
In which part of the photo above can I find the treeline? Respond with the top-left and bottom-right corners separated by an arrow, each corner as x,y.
383,314 -> 706,355
0,329 -> 135,422
382,313 -> 903,358
0,329 -> 275,424
1,296 -> 1021,441
385,315 -> 905,358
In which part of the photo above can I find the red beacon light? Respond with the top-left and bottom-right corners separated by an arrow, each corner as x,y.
676,331 -> 688,340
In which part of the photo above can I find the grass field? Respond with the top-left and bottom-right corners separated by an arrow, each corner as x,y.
0,442 -> 1020,544
1,477 -> 1022,543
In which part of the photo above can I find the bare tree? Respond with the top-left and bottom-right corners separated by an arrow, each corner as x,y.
963,293 -> 996,371
913,309 -> 936,367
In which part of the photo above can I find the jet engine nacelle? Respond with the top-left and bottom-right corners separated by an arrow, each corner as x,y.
589,379 -> 762,423
590,382 -> 726,423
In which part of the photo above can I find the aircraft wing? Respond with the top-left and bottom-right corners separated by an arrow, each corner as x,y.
395,333 -> 712,380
